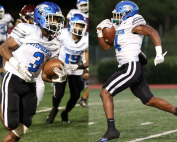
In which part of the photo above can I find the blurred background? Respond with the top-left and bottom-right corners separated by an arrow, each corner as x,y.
1,0 -> 76,24
89,0 -> 177,84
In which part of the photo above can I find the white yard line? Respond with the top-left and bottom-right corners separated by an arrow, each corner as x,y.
88,122 -> 96,125
36,104 -> 80,113
127,129 -> 177,142
140,122 -> 153,125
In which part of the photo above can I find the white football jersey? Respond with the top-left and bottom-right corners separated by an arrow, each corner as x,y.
57,28 -> 88,75
0,14 -> 13,42
114,14 -> 146,67
5,23 -> 60,82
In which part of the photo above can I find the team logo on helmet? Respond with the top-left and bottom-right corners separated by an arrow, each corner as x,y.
36,4 -> 49,17
123,5 -> 133,12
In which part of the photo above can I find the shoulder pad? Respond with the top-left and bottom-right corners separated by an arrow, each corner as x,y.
11,23 -> 28,39
57,28 -> 69,41
4,14 -> 13,22
132,14 -> 146,26
11,23 -> 41,44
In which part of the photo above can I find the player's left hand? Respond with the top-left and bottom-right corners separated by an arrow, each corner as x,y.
52,64 -> 67,82
96,19 -> 112,30
65,64 -> 78,71
154,51 -> 167,66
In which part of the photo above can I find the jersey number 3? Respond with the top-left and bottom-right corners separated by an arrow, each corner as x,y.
0,26 -> 5,34
28,52 -> 44,72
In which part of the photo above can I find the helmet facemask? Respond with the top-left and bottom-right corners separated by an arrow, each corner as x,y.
19,5 -> 36,24
44,13 -> 65,34
111,10 -> 125,25
70,21 -> 87,36
19,13 -> 34,24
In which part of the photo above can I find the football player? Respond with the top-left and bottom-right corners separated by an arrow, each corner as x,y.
7,5 -> 45,106
0,2 -> 67,141
0,5 -> 13,81
66,0 -> 89,32
8,4 -> 36,35
67,0 -> 89,107
96,1 -> 177,142
46,13 -> 88,123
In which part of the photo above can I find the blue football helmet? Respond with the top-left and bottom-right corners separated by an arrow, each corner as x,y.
34,2 -> 65,34
76,0 -> 89,13
111,1 -> 139,24
0,5 -> 5,19
69,13 -> 87,36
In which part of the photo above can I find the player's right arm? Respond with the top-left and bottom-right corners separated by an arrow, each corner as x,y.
97,30 -> 113,51
0,37 -> 19,61
96,19 -> 114,51
83,49 -> 89,68
0,23 -> 33,82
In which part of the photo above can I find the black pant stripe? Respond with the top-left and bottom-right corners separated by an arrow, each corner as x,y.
109,62 -> 136,94
106,62 -> 134,92
1,72 -> 10,118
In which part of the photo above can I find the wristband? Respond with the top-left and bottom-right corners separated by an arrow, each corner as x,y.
9,57 -> 19,70
97,29 -> 103,37
155,46 -> 162,54
78,65 -> 85,69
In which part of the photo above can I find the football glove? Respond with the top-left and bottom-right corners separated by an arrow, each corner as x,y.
154,46 -> 167,66
65,64 -> 78,71
18,63 -> 32,82
52,64 -> 67,83
96,19 -> 113,30
96,19 -> 113,37
9,57 -> 32,82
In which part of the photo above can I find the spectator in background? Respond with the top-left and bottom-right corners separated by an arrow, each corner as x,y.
0,5 -> 13,80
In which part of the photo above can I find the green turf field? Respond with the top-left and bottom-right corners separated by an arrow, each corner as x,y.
0,83 -> 88,142
89,89 -> 177,142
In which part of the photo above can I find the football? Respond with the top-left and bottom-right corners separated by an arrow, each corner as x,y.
43,59 -> 64,79
102,26 -> 116,45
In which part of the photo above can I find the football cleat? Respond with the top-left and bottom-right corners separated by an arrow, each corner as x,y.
96,137 -> 108,142
78,99 -> 88,108
97,128 -> 120,142
61,111 -> 70,123
46,108 -> 58,124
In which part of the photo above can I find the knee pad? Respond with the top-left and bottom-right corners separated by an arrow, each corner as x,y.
12,123 -> 28,137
